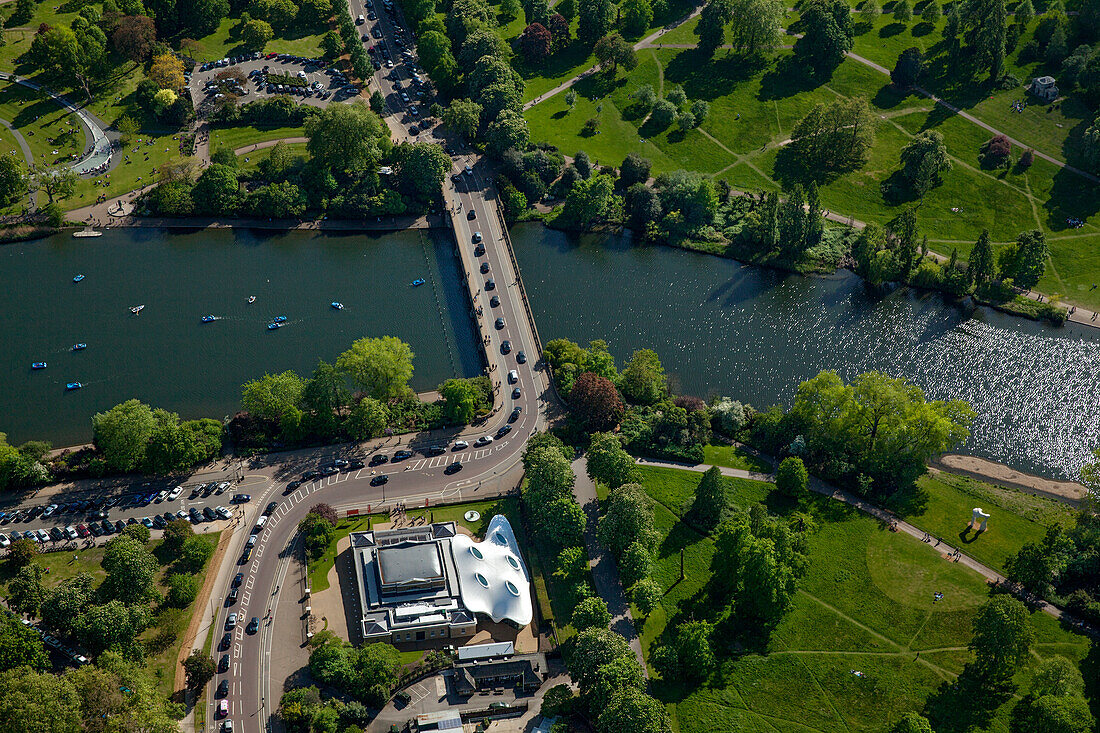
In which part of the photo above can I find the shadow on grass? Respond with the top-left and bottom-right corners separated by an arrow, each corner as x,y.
758,55 -> 826,102
663,48 -> 768,102
924,665 -> 1016,733
912,21 -> 934,36
879,22 -> 907,37
1041,166 -> 1100,232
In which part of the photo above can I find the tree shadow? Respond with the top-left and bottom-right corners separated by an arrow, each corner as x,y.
854,20 -> 874,35
924,665 -> 1015,733
882,482 -> 930,517
758,55 -> 823,102
879,22 -> 907,38
1041,166 -> 1100,232
664,48 -> 767,102
872,81 -> 915,110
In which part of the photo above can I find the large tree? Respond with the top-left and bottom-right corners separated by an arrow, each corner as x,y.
566,627 -> 633,686
962,0 -> 1007,79
92,399 -> 155,473
111,15 -> 156,62
786,97 -> 876,173
998,229 -> 1047,290
899,129 -> 951,197
336,336 -> 415,400
305,101 -> 391,175
794,0 -> 853,72
569,372 -> 626,431
691,466 -> 727,530
597,687 -> 673,733
100,535 -> 158,604
577,0 -> 614,46
969,229 -> 995,289
969,595 -> 1035,680
0,613 -> 48,673
619,349 -> 667,405
586,432 -> 639,489
594,32 -> 638,75
183,650 -> 216,691
598,483 -> 659,557
729,0 -> 784,55
697,0 -> 734,53
0,667 -> 82,733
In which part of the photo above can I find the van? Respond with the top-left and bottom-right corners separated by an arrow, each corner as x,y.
245,534 -> 257,549
508,369 -> 518,384
254,515 -> 268,532
356,13 -> 364,23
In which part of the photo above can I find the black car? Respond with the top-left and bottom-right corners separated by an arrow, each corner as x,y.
189,486 -> 203,499
219,654 -> 230,672
425,445 -> 446,456
189,507 -> 202,522
489,295 -> 500,307
512,387 -> 521,399
226,587 -> 238,605
114,520 -> 126,533
320,465 -> 338,476
203,507 -> 217,521
496,424 -> 513,438
348,459 -> 365,470
265,502 -> 278,515
153,516 -> 169,529
246,617 -> 260,634
285,480 -> 301,494
233,572 -> 243,587
501,340 -> 511,354
369,454 -> 389,466
474,244 -> 485,256
393,450 -> 413,461
467,209 -> 476,220
302,470 -> 321,480
517,351 -> 527,364
88,522 -> 103,536
370,475 -> 389,486
101,520 -> 114,534
49,526 -> 65,541
444,461 -> 462,475
495,317 -> 505,329
480,262 -> 490,273
217,679 -> 229,698
220,632 -> 232,650
485,279 -> 495,291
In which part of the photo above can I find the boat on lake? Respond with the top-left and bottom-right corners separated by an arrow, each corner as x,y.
272,315 -> 287,323
412,278 -> 425,287
66,382 -> 83,390
130,305 -> 145,314
72,343 -> 87,351
73,274 -> 85,282
331,302 -> 344,310
73,228 -> 102,238
267,322 -> 283,330
31,362 -> 47,369
248,296 -> 256,304
201,315 -> 216,323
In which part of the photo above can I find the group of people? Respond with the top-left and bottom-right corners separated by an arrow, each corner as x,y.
1066,216 -> 1086,228
1010,99 -> 1028,113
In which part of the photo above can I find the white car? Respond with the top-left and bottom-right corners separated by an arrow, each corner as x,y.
0,535 -> 10,548
216,506 -> 231,520
474,435 -> 494,447
167,486 -> 182,500
452,440 -> 468,450
226,612 -> 238,630
42,504 -> 58,517
155,490 -> 169,502
65,526 -> 78,540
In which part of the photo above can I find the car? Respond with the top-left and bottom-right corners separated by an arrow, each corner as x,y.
509,406 -> 522,422
163,512 -> 174,523
226,613 -> 238,630
264,502 -> 278,515
464,165 -> 473,176
155,490 -> 169,503
370,475 -> 389,486
356,13 -> 364,22
216,482 -> 231,494
371,27 -> 382,37
501,340 -> 511,354
394,690 -> 411,707
42,504 -> 58,517
393,450 -> 413,461
226,587 -> 238,605
517,351 -> 527,364
512,387 -> 522,399
489,295 -> 500,307
167,486 -> 182,500
480,262 -> 490,273
474,436 -> 494,447
452,440 -> 468,450
285,480 -> 301,493
220,632 -> 232,650
231,494 -> 251,503
302,470 -> 320,481
489,702 -> 509,710
152,515 -> 167,529
217,506 -> 232,520
203,507 -> 217,521
100,520 -> 114,534
138,516 -> 152,528
496,424 -> 513,438
219,653 -> 230,672
485,279 -> 495,291
222,721 -> 234,733
451,173 -> 462,183
426,445 -> 446,456
37,528 -> 51,542
368,10 -> 377,18
77,523 -> 91,537
189,486 -> 203,499
126,517 -> 137,525
0,535 -> 9,548
246,617 -> 260,634
369,454 -> 389,466
472,231 -> 482,243
495,317 -> 505,329
202,484 -> 216,498
466,209 -> 476,220
444,461 -> 462,475
245,535 -> 257,549
217,700 -> 229,717
474,244 -> 485,256
240,547 -> 252,563
400,91 -> 409,102
189,507 -> 202,522
320,465 -> 338,476
176,510 -> 188,520
233,572 -> 243,587
348,459 -> 365,470
114,520 -> 126,533
48,526 -> 63,541
385,59 -> 393,68
332,458 -> 349,468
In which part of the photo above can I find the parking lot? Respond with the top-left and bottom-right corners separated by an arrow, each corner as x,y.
190,52 -> 361,114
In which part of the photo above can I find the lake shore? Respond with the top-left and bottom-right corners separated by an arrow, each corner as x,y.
932,455 -> 1088,505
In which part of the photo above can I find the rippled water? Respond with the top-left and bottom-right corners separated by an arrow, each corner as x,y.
511,224 -> 1100,480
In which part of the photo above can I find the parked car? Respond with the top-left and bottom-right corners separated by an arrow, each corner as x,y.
167,486 -> 182,500
369,454 -> 388,466
264,502 -> 278,515
231,494 -> 251,503
220,632 -> 232,650
393,450 -> 413,461
219,653 -> 230,672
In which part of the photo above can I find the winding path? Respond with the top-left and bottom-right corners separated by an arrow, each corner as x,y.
0,115 -> 37,210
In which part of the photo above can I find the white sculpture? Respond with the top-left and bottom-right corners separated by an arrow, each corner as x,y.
971,507 -> 990,532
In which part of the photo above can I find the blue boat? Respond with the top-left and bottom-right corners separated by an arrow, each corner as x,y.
412,278 -> 425,287
72,343 -> 87,351
201,315 -> 216,323
267,322 -> 283,330
331,302 -> 344,310
73,274 -> 85,282
66,382 -> 83,390
31,362 -> 47,369
272,315 -> 287,323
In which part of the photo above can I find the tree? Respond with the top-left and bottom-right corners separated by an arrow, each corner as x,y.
305,101 -> 390,175
586,655 -> 646,716
74,600 -> 150,659
962,0 -> 1007,79
786,97 -> 876,172
123,523 -> 150,543
0,613 -> 47,672
1016,0 -> 1034,26
632,577 -> 663,614
921,1 -> 940,23
697,0 -> 734,52
485,109 -> 530,157
569,372 -> 626,431
689,466 -> 727,530
597,687 -> 672,733
521,22 -> 553,64
166,572 -> 200,608
621,0 -> 653,35
891,713 -> 933,733
1083,121 -> 1100,175
979,134 -> 1012,169
618,541 -> 653,586
891,46 -> 924,88
1030,656 -> 1085,699
729,0 -> 784,54
794,0 -> 853,72
599,483 -> 659,557
101,535 -> 158,604
297,0 -> 332,26
241,18 -> 274,49
969,229 -> 995,289
775,457 -> 809,497
162,519 -> 195,558
9,0 -> 34,26
970,595 -> 1035,680
0,667 -> 82,733
578,0 -> 614,46
7,563 -> 44,616
38,167 -> 78,204
398,142 -> 451,199
300,512 -> 337,560
441,378 -> 478,424
594,33 -> 638,75
1015,694 -> 1094,733
111,15 -> 156,61
894,0 -> 911,21
567,627 -> 633,686
586,432 -> 640,488
345,397 -> 389,439
0,157 -> 26,207
501,0 -> 522,19
191,163 -> 241,215
178,535 -> 214,573
182,650 -> 216,691
1004,524 -> 1070,596
620,152 -> 652,188
242,370 -> 305,427
92,399 -> 155,473
336,336 -> 415,400
149,52 -> 185,89
620,349 -> 667,404
998,229 -> 1047,290
572,596 -> 612,630
443,99 -> 483,141
899,129 -> 950,197
321,30 -> 343,58
5,538 -> 37,568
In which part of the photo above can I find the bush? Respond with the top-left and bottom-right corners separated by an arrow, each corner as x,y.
165,573 -> 199,608
581,117 -> 601,136
979,134 -> 1012,169
775,457 -> 809,497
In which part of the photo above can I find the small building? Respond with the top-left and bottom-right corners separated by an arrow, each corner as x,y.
455,641 -> 514,663
415,710 -> 463,730
452,656 -> 543,697
1030,76 -> 1059,102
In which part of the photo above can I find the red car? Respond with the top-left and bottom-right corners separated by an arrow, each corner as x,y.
76,524 -> 90,537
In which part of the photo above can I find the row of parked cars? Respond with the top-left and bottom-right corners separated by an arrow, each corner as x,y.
199,52 -> 328,73
10,612 -> 89,666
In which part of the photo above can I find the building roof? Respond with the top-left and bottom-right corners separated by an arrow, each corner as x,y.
451,515 -> 533,626
456,641 -> 514,662
415,711 -> 462,729
453,658 -> 542,695
376,542 -> 443,587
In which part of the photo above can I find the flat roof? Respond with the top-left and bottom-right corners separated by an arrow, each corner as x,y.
377,542 -> 443,586
456,641 -> 514,662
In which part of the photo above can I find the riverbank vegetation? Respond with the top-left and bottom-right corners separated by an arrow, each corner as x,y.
624,462 -> 1095,733
0,521 -> 219,725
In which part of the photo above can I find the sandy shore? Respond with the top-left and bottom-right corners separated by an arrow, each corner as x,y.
933,454 -> 1088,504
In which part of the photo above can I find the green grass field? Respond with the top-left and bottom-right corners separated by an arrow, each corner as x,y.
209,124 -> 307,153
182,16 -> 327,63
702,444 -> 774,473
631,465 -> 1093,733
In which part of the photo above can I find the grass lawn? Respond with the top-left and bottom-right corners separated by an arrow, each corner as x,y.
182,17 -> 327,63
209,124 -> 307,154
236,141 -> 309,172
0,81 -> 83,166
885,471 -> 1075,572
702,444 -> 773,473
630,465 -> 1093,733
